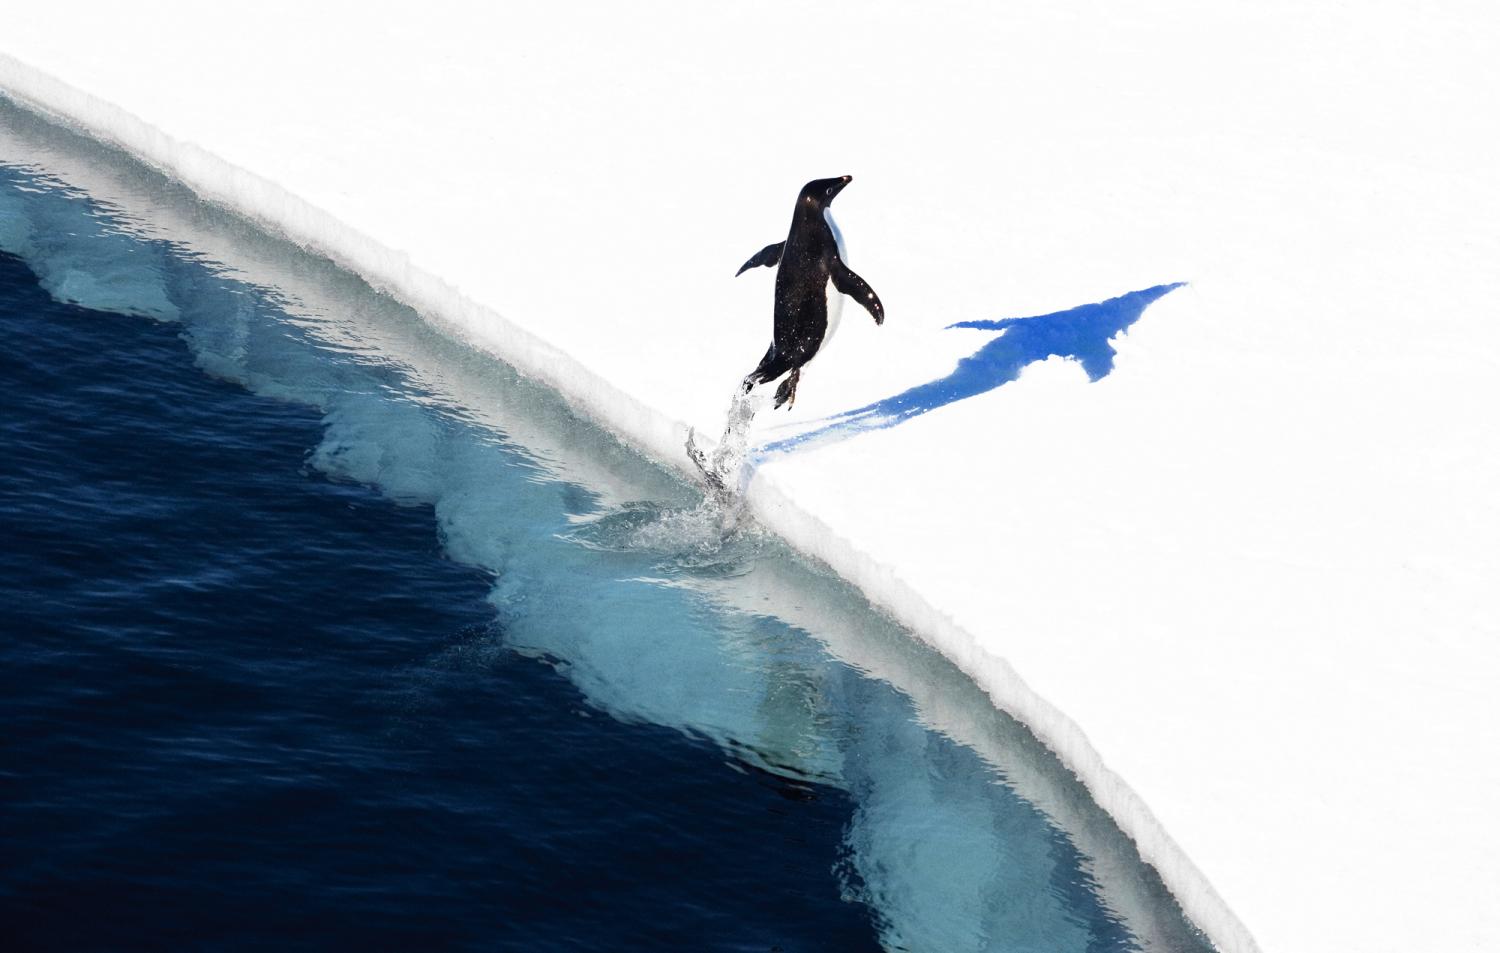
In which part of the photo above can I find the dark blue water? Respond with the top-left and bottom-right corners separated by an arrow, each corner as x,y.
0,247 -> 881,951
0,101 -> 1214,953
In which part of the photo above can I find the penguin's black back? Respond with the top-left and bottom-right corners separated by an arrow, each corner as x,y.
771,188 -> 842,361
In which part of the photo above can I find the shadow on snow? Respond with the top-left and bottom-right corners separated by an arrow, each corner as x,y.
756,282 -> 1184,458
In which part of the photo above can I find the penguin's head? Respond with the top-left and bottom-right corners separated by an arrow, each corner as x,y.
800,175 -> 852,209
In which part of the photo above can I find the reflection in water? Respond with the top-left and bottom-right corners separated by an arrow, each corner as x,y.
0,98 -> 1212,953
760,283 -> 1184,457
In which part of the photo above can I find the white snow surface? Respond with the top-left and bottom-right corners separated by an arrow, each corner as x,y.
4,3 -> 1498,951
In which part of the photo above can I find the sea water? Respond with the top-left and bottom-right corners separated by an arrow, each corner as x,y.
0,100 -> 1212,953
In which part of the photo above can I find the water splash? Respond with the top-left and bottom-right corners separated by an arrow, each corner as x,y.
565,499 -> 769,577
687,385 -> 768,501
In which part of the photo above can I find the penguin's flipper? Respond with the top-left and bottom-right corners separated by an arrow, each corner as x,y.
735,242 -> 785,277
830,259 -> 885,325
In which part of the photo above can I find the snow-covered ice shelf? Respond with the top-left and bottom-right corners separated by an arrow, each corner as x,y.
4,4 -> 1498,951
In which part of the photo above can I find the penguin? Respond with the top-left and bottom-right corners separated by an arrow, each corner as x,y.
737,175 -> 884,409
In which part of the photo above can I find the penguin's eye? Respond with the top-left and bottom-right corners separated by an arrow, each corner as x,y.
825,187 -> 834,196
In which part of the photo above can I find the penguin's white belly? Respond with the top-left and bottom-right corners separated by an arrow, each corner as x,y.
819,278 -> 845,353
816,208 -> 848,359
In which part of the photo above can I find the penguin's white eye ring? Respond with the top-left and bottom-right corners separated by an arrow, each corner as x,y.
825,187 -> 834,196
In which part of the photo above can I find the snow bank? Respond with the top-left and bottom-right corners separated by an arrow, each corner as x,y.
4,4 -> 1498,951
0,130 -> 1212,950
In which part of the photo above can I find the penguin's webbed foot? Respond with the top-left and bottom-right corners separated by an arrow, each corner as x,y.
773,368 -> 801,410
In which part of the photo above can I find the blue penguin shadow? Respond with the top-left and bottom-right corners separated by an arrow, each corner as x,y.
756,282 -> 1184,457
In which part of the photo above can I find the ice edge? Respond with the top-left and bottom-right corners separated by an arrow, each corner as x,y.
0,51 -> 1257,953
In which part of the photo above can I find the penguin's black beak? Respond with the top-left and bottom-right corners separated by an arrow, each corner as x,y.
811,175 -> 853,203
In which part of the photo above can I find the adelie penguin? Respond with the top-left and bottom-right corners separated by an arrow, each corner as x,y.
738,175 -> 884,410
685,176 -> 883,497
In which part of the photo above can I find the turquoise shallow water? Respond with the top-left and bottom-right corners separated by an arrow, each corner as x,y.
0,98 -> 1212,952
